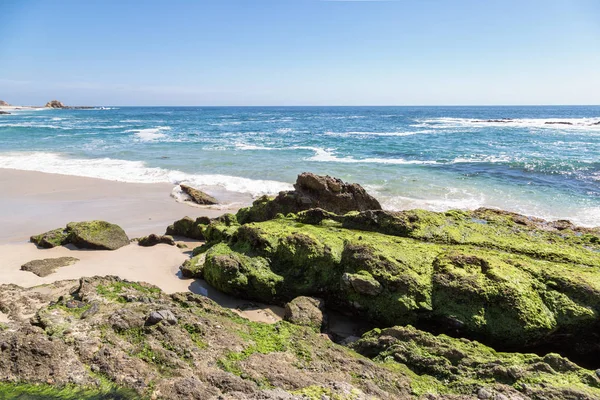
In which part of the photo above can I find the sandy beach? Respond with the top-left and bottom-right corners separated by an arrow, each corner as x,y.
0,168 -> 286,324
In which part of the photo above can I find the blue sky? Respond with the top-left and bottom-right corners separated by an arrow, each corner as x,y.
1,0 -> 599,106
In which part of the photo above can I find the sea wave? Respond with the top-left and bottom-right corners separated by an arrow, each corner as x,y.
126,126 -> 172,141
306,148 -> 438,165
324,130 -> 436,137
416,117 -> 600,131
0,152 -> 292,196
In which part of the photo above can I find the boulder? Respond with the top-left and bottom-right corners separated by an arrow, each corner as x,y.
284,296 -> 326,332
30,228 -> 69,248
236,172 -> 381,223
166,216 -> 211,239
20,257 -> 79,277
146,309 -> 177,326
45,100 -> 65,108
30,221 -> 129,250
342,272 -> 383,296
66,221 -> 129,250
180,184 -> 218,205
137,234 -> 175,247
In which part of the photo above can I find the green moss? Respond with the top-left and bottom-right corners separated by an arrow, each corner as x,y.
96,281 -> 161,303
0,382 -> 138,400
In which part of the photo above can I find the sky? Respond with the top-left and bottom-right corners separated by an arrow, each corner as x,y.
0,0 -> 599,106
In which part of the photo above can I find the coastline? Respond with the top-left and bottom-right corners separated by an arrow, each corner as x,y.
0,168 -> 239,244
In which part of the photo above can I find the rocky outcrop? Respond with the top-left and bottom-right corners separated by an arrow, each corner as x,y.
180,184 -> 218,205
31,221 -> 130,250
0,111 -> 10,115
45,100 -> 65,108
0,100 -> 9,106
185,205 -> 600,365
137,234 -> 175,247
20,257 -> 79,277
351,325 -> 600,400
0,276 -> 598,399
283,296 -> 326,332
237,172 -> 381,224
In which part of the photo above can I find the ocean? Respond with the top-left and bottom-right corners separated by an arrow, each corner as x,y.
1,106 -> 599,226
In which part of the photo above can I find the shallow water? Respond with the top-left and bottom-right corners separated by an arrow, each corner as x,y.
1,106 -> 599,226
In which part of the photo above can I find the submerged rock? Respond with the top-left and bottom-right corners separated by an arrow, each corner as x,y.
180,184 -> 218,205
20,257 -> 79,277
283,296 -> 326,332
236,172 -> 381,223
30,221 -> 130,250
137,234 -> 175,247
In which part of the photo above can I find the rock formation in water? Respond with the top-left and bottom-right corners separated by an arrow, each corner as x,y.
180,184 -> 218,205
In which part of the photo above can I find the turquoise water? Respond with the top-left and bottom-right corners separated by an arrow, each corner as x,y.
0,106 -> 599,226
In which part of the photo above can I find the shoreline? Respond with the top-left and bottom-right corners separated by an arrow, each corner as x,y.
0,168 -> 243,244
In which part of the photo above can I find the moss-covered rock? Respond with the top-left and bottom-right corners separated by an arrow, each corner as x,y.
352,325 -> 600,400
137,234 -> 175,247
66,221 -> 129,250
30,221 -> 130,250
283,296 -> 326,332
193,214 -> 600,358
30,228 -> 69,248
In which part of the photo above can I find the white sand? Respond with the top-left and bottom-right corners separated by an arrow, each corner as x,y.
0,169 -> 285,323
0,169 -> 233,243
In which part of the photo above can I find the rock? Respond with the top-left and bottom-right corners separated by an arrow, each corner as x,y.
66,221 -> 129,250
180,253 -> 206,278
545,121 -> 573,125
180,184 -> 218,205
0,100 -> 9,106
137,234 -> 175,247
30,221 -> 129,250
146,309 -> 177,326
0,111 -> 10,115
30,228 -> 69,248
477,388 -> 493,399
165,216 -> 210,239
284,296 -> 326,332
236,172 -> 382,223
80,302 -> 100,319
45,100 -> 65,108
342,272 -> 383,296
20,257 -> 79,277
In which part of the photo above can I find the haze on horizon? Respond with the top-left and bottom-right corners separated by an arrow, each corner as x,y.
1,0 -> 599,106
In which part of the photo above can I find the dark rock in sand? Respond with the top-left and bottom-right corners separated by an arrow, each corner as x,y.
137,234 -> 175,247
30,228 -> 69,248
31,221 -> 129,250
180,184 -> 218,205
20,257 -> 79,277
237,172 -> 382,223
284,296 -> 326,332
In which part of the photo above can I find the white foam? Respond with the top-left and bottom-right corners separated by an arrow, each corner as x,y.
325,130 -> 435,137
0,152 -> 292,197
306,148 -> 438,165
126,126 -> 171,142
417,117 -> 600,131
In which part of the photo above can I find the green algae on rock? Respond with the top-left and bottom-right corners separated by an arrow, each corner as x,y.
351,325 -> 600,399
186,212 -> 600,357
30,221 -> 130,251
2,276 -> 599,399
